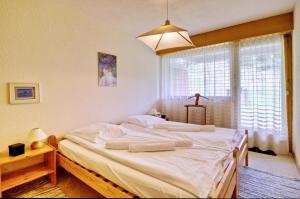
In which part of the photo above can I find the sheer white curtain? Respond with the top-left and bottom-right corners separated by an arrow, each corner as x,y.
160,34 -> 289,155
161,43 -> 236,128
238,35 -> 288,154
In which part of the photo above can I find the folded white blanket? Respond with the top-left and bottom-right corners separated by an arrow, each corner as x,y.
105,139 -> 192,150
168,125 -> 215,132
105,140 -> 147,150
154,122 -> 215,132
128,142 -> 175,153
153,122 -> 198,129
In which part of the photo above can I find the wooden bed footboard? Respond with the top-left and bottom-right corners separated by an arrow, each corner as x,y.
211,148 -> 239,198
48,136 -> 137,198
48,130 -> 249,198
212,129 -> 248,198
237,130 -> 249,166
57,153 -> 136,198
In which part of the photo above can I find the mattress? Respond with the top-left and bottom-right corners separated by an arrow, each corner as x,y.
59,139 -> 196,198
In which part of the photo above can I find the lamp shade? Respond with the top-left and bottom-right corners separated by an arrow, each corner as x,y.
137,20 -> 194,51
27,128 -> 47,143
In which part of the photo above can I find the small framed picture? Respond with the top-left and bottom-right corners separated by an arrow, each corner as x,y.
9,83 -> 40,104
98,52 -> 117,87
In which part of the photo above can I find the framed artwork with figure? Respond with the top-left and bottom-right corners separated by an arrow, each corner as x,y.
98,52 -> 117,87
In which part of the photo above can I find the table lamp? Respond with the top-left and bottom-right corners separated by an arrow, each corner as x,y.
27,128 -> 48,149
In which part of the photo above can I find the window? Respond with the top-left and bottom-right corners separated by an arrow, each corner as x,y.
239,35 -> 285,133
163,43 -> 232,98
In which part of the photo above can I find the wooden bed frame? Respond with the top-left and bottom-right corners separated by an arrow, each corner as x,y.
48,130 -> 248,198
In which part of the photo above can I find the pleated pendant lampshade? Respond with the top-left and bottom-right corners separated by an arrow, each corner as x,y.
137,1 -> 194,52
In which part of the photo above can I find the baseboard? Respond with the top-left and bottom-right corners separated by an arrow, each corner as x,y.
292,152 -> 300,173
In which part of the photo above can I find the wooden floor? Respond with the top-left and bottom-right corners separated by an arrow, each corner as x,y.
56,168 -> 102,198
56,152 -> 300,198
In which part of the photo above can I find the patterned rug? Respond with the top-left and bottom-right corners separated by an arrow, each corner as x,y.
4,177 -> 65,198
240,166 -> 300,198
3,167 -> 300,198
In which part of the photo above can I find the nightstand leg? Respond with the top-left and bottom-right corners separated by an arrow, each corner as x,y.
46,150 -> 57,185
204,107 -> 206,125
0,165 -> 2,198
49,173 -> 57,185
50,150 -> 57,185
186,107 -> 189,123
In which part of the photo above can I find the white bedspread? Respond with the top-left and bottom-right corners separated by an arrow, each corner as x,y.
59,140 -> 196,198
65,130 -> 231,198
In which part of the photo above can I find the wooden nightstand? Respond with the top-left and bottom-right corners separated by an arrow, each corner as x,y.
0,144 -> 56,198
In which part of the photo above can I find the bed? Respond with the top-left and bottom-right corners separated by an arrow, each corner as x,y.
48,120 -> 248,198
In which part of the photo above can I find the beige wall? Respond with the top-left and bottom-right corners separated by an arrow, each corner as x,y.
0,0 -> 159,150
293,1 -> 300,168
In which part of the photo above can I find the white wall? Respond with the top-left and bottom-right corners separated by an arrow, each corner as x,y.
293,1 -> 300,168
0,0 -> 160,150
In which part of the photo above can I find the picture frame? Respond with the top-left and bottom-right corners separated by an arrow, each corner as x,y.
9,83 -> 40,104
98,52 -> 117,87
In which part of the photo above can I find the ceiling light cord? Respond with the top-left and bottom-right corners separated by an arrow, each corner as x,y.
167,0 -> 169,20
165,0 -> 170,25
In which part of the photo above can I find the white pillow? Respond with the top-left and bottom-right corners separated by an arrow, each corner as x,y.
98,124 -> 128,139
70,125 -> 102,143
70,122 -> 127,143
127,115 -> 165,128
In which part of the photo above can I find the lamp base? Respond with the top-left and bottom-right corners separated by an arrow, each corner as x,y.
31,141 -> 44,150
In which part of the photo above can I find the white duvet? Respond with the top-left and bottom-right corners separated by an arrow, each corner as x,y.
65,127 -> 232,197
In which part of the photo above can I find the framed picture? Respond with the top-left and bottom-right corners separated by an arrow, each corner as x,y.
98,52 -> 117,87
9,83 -> 40,104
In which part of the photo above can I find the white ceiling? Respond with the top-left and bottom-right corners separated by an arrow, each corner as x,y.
82,0 -> 296,36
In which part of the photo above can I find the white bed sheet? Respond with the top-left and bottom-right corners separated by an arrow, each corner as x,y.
59,139 -> 196,198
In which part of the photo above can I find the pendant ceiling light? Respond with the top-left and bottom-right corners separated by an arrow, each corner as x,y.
137,0 -> 194,52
